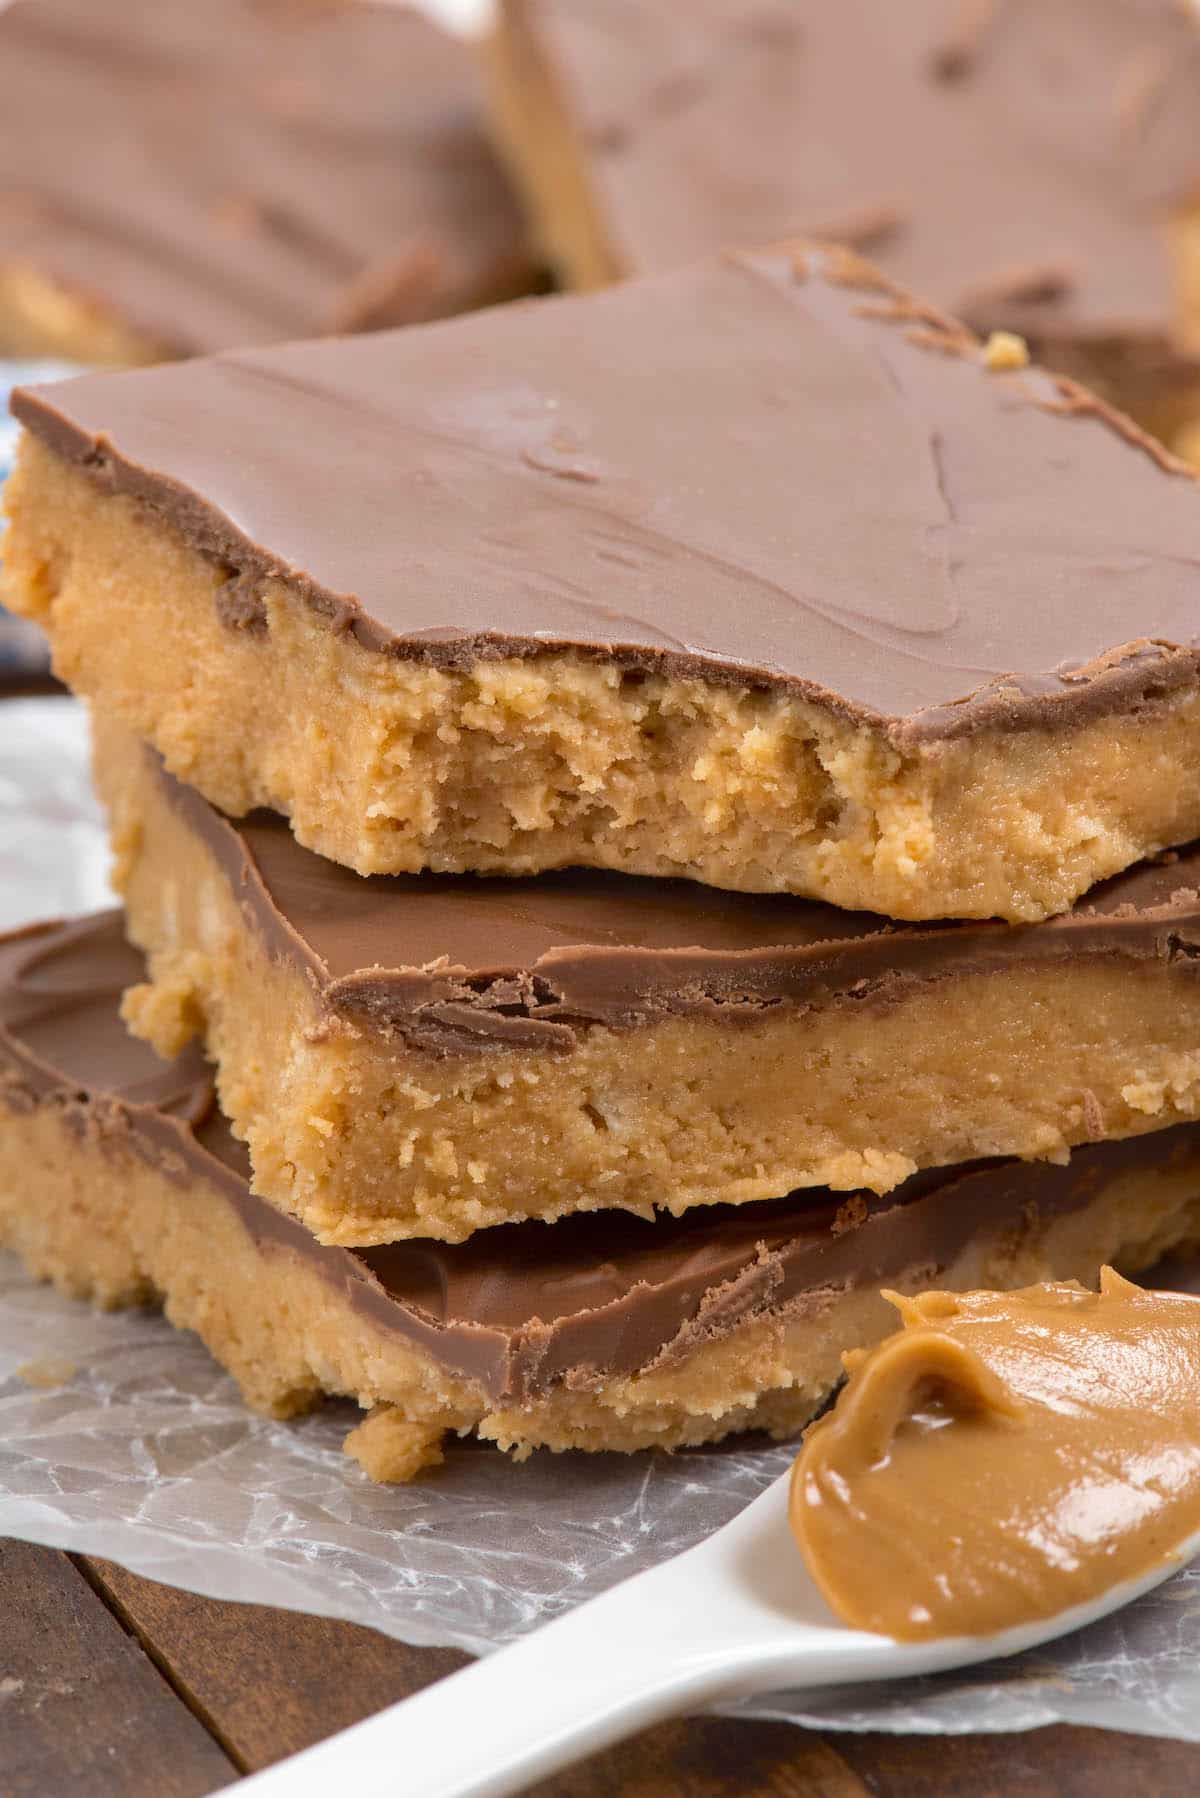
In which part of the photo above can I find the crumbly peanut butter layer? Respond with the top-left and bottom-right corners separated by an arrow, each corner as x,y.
484,6 -> 620,292
5,1088 -> 1200,1482
90,712 -> 1200,1246
0,266 -> 168,366
11,438 -> 1200,922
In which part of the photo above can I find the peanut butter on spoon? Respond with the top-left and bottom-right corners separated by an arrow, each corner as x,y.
790,1269 -> 1200,1642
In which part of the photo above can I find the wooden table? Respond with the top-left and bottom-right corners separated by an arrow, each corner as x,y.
3,1537 -> 1198,1796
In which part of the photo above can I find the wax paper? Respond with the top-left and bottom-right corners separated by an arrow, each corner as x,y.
3,696 -> 1200,1741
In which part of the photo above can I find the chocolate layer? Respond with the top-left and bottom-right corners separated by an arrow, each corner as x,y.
4,912 -> 1196,1405
501,0 -> 1200,349
148,746 -> 1200,1055
0,0 -> 531,355
15,246 -> 1200,739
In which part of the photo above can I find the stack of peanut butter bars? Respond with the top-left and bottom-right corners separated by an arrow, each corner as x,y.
5,235 -> 1200,1482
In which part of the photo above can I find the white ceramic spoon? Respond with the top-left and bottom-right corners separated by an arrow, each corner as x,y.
237,1467 -> 1197,1798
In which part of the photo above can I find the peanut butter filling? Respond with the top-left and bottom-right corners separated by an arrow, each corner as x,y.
790,1270 -> 1200,1641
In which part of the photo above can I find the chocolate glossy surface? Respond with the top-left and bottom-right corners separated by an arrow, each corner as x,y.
16,247 -> 1200,737
512,0 -> 1200,346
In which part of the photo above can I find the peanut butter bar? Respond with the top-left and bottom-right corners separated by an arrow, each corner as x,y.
94,717 -> 1200,1247
0,0 -> 532,364
6,912 -> 1200,1481
8,246 -> 1200,920
486,0 -> 1200,453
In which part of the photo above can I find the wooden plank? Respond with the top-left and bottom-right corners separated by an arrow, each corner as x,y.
83,1557 -> 869,1794
0,1540 -> 235,1798
836,1723 -> 1200,1796
81,1556 -> 465,1770
69,1554 -> 1200,1796
524,1718 -> 871,1797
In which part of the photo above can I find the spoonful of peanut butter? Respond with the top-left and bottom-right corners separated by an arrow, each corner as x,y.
791,1268 -> 1200,1642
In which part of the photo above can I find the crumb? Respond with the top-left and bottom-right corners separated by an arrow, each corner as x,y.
1082,1089 -> 1106,1139
344,1407 -> 446,1482
983,330 -> 1030,371
15,1357 -> 76,1389
832,1194 -> 869,1236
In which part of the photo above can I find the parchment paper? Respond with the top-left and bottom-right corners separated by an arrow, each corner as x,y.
3,696 -> 1200,1740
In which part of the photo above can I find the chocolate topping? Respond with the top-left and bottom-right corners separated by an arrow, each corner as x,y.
149,747 -> 1200,1055
15,246 -> 1200,738
0,0 -> 531,356
5,911 -> 1198,1404
508,0 -> 1200,349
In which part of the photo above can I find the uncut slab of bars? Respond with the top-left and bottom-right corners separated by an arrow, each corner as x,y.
5,246 -> 1200,1478
0,0 -> 534,364
484,0 -> 1200,460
